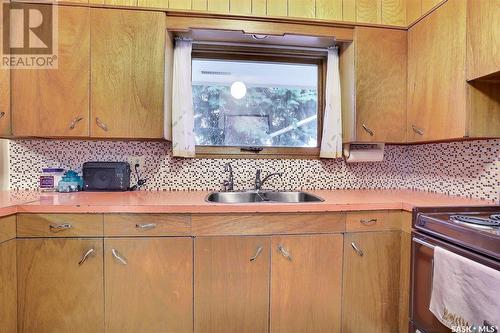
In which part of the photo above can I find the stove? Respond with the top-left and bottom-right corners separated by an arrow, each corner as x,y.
410,206 -> 500,333
413,206 -> 500,260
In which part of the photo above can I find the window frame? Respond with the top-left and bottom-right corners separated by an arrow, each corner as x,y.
192,45 -> 327,159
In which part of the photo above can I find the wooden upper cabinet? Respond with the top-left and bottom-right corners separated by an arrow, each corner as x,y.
343,27 -> 407,143
0,2 -> 9,137
407,0 -> 467,142
194,236 -> 271,333
342,231 -> 401,333
104,237 -> 193,333
270,234 -> 343,333
466,0 -> 500,80
0,66 -> 9,137
17,238 -> 104,333
11,5 -> 90,137
90,9 -> 165,139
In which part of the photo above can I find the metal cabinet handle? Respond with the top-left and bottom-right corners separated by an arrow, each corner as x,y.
78,248 -> 95,265
0,112 -> 5,119
351,242 -> 364,257
361,124 -> 374,136
412,124 -> 424,135
250,246 -> 263,262
360,218 -> 377,225
49,223 -> 72,232
69,116 -> 84,130
111,249 -> 127,265
135,223 -> 156,230
277,244 -> 292,261
96,117 -> 109,132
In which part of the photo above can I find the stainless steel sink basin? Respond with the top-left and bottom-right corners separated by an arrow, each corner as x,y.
206,191 -> 324,203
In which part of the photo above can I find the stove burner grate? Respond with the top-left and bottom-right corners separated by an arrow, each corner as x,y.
490,214 -> 500,221
450,215 -> 500,228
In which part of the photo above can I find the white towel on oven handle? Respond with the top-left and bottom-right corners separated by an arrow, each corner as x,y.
429,246 -> 500,331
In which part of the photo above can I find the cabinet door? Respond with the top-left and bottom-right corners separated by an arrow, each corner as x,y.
11,5 -> 90,137
342,231 -> 401,333
407,0 -> 467,142
270,234 -> 343,333
194,236 -> 271,333
354,27 -> 407,143
104,237 -> 193,333
0,240 -> 17,333
466,0 -> 500,80
91,8 -> 165,139
17,238 -> 104,333
0,10 -> 9,137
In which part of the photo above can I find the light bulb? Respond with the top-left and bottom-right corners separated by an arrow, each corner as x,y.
231,81 -> 247,99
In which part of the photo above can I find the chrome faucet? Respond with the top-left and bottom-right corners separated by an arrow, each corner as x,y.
254,169 -> 283,191
222,163 -> 234,191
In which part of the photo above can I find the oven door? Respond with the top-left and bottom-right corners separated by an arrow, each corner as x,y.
410,231 -> 500,333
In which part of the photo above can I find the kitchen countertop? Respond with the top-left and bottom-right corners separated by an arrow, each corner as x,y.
0,189 -> 494,217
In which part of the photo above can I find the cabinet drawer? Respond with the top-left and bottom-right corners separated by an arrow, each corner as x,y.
346,211 -> 399,231
192,213 -> 345,236
17,214 -> 103,237
104,214 -> 191,236
0,215 -> 16,243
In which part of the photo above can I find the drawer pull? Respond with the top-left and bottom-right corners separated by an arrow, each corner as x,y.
351,242 -> 364,257
96,117 -> 109,132
135,223 -> 157,230
412,124 -> 424,135
69,116 -> 84,130
277,244 -> 292,261
78,248 -> 95,266
360,218 -> 377,225
250,246 -> 263,262
49,223 -> 72,232
361,124 -> 374,136
111,249 -> 127,265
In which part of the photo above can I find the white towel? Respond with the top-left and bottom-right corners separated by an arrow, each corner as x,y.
429,246 -> 500,332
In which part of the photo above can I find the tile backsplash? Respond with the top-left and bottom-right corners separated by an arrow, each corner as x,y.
8,139 -> 500,201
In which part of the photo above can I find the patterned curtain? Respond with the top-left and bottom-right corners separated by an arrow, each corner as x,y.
320,47 -> 343,159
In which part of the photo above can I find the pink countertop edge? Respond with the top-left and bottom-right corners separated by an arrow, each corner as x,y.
0,189 -> 495,217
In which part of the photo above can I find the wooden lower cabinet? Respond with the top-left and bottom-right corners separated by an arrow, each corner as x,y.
0,240 -> 17,333
104,237 -> 193,333
17,238 -> 104,333
342,231 -> 402,333
194,236 -> 271,333
270,234 -> 343,333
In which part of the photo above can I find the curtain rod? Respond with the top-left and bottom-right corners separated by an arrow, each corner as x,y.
191,40 -> 336,52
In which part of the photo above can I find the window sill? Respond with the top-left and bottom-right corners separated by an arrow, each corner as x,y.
194,146 -> 320,159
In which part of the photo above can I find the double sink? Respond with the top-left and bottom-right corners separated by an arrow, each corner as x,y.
206,191 -> 324,203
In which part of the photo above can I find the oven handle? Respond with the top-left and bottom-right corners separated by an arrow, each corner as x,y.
413,237 -> 436,250
413,236 -> 436,305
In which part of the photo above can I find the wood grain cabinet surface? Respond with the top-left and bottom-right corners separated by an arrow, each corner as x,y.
194,236 -> 271,333
11,5 -> 91,138
17,238 -> 104,333
407,0 -> 500,141
0,2 -> 9,137
466,0 -> 500,81
342,231 -> 401,333
344,26 -> 407,143
90,8 -> 165,139
270,234 -> 343,333
0,240 -> 17,333
104,237 -> 193,333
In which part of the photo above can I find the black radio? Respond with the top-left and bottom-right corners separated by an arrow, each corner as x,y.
82,162 -> 131,191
